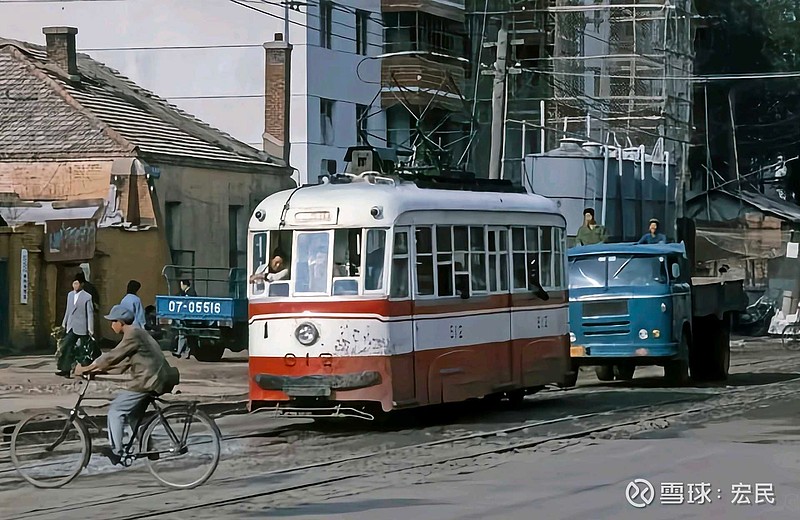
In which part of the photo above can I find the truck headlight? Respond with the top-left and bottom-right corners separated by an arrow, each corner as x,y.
569,332 -> 576,343
652,329 -> 661,339
638,329 -> 649,340
295,322 -> 319,346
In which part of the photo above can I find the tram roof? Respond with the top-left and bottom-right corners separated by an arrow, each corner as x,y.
250,178 -> 564,230
568,242 -> 687,258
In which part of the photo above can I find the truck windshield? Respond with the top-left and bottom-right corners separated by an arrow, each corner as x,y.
569,255 -> 667,289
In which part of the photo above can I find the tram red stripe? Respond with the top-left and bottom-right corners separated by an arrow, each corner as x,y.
248,290 -> 567,318
248,334 -> 570,412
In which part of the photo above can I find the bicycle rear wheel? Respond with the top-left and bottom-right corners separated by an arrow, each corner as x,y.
10,410 -> 91,488
782,324 -> 800,351
142,408 -> 221,489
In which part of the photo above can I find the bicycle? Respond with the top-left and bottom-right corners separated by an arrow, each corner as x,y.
10,374 -> 221,489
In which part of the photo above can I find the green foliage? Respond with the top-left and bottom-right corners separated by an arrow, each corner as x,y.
693,0 -> 800,181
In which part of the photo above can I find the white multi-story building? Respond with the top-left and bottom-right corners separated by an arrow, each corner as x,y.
0,0 -> 385,185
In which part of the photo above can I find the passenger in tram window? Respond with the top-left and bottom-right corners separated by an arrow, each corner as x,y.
576,208 -> 607,245
249,252 -> 290,283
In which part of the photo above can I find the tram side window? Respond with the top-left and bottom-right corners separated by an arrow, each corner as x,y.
415,227 -> 435,296
470,226 -> 487,292
487,228 -> 509,293
436,225 -> 454,296
390,230 -> 409,298
364,229 -> 386,291
453,226 -> 470,297
540,227 -> 554,288
554,228 -> 566,289
525,226 -> 539,291
512,227 -> 527,289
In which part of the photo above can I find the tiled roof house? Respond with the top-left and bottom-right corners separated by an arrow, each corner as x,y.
0,27 -> 294,351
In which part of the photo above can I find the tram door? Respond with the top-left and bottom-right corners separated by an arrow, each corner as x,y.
487,227 -> 513,385
389,228 -> 416,405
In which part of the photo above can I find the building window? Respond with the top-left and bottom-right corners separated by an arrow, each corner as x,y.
320,98 -> 334,145
356,104 -> 368,145
164,201 -> 187,265
356,10 -> 368,55
228,205 -> 245,268
320,1 -> 332,49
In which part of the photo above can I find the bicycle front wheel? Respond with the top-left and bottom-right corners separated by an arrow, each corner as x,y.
10,410 -> 91,488
142,408 -> 221,489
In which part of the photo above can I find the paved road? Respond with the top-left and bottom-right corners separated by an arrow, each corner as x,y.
1,339 -> 798,520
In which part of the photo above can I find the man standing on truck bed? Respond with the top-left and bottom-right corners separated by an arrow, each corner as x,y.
637,218 -> 667,245
576,208 -> 607,245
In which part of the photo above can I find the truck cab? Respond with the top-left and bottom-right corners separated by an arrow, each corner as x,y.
568,242 -> 697,383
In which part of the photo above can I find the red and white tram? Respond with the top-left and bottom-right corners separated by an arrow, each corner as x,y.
247,171 -> 575,418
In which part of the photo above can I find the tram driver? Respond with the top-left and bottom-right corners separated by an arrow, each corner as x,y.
250,252 -> 290,284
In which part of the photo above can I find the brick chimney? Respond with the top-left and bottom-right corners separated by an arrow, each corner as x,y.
42,26 -> 80,80
263,33 -> 292,165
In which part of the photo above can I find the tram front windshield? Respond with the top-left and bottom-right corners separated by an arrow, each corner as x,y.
250,228 -> 387,297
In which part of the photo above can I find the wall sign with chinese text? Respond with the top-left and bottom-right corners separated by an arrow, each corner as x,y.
20,248 -> 28,304
44,219 -> 97,262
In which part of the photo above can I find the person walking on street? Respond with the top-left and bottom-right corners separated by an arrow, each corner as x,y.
74,305 -> 180,465
119,280 -> 146,329
576,208 -> 608,246
637,218 -> 667,244
173,279 -> 197,359
55,275 -> 95,377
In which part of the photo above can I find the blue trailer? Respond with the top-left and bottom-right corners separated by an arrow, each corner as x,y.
155,266 -> 248,362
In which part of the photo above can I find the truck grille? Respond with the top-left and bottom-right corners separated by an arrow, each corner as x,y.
583,321 -> 631,336
582,300 -> 628,317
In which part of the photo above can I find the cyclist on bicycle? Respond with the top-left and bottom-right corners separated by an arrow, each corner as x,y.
75,305 -> 180,465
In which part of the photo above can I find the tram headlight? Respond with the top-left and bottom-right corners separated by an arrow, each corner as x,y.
638,329 -> 649,340
295,322 -> 319,346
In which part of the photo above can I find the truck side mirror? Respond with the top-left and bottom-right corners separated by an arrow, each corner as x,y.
529,259 -> 550,301
671,264 -> 681,279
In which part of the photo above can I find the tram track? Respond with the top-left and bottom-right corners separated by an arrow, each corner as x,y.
118,374 -> 800,519
10,369 -> 800,520
3,352 -> 800,520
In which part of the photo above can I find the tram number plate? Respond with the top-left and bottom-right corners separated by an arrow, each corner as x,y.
570,346 -> 586,357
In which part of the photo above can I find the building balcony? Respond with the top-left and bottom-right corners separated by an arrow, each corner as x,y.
382,0 -> 466,23
381,54 -> 467,111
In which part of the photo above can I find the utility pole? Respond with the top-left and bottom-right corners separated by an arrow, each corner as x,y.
488,20 -> 509,180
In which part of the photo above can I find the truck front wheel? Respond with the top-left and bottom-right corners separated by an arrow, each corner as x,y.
664,335 -> 690,386
595,365 -> 615,382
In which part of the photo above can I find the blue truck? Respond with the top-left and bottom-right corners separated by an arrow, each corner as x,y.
155,266 -> 248,362
567,241 -> 747,384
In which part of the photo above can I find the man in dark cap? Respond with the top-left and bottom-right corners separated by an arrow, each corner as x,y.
576,208 -> 608,245
637,218 -> 667,244
75,305 -> 180,465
